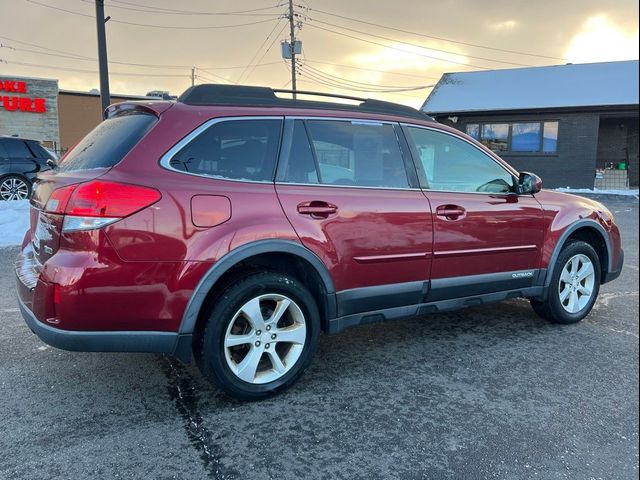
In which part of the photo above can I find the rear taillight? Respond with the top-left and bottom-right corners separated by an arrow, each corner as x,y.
45,181 -> 161,232
45,184 -> 77,214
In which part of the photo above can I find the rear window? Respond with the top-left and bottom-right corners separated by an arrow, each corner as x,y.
59,113 -> 157,171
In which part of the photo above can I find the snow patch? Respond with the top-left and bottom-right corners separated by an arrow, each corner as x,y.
554,187 -> 639,197
0,200 -> 30,247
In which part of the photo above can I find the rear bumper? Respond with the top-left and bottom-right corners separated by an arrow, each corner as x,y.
603,248 -> 624,284
17,295 -> 188,356
15,243 -> 193,362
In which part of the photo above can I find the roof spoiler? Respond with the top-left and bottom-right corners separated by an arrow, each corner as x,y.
104,101 -> 174,120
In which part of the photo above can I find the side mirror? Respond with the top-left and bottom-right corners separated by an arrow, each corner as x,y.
518,172 -> 542,194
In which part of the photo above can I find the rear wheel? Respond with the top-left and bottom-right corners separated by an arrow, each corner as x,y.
197,271 -> 320,400
0,175 -> 31,201
531,240 -> 601,324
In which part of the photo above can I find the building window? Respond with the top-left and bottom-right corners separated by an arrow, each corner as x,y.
481,123 -> 509,152
512,122 -> 541,152
543,121 -> 559,153
467,121 -> 559,154
466,123 -> 480,140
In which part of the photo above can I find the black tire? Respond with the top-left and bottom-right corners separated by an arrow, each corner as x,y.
530,240 -> 601,324
0,175 -> 32,201
197,271 -> 320,400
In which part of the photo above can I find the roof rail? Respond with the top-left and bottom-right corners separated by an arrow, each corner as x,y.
177,84 -> 433,121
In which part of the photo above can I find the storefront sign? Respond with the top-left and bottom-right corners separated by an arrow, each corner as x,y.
0,79 -> 47,113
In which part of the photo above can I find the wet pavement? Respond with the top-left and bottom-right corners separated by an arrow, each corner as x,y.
0,195 -> 637,479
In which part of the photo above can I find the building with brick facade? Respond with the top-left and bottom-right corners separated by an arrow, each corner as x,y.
422,60 -> 639,189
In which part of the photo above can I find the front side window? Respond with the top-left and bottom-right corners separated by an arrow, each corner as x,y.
303,120 -> 409,188
170,119 -> 282,182
406,126 -> 516,194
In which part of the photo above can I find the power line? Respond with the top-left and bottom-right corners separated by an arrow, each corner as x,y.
287,58 -> 430,100
195,71 -> 231,84
0,34 -> 94,60
75,0 -> 283,16
300,5 -> 568,61
300,63 -> 432,91
237,19 -> 286,84
199,62 -> 282,72
106,0 -> 286,16
241,21 -> 289,83
113,17 -> 278,30
304,22 -> 492,70
295,63 -> 433,93
304,59 -> 441,80
306,17 -> 534,67
0,43 -> 189,69
295,69 -> 431,98
26,0 -> 280,30
1,59 -> 189,77
1,36 -> 283,71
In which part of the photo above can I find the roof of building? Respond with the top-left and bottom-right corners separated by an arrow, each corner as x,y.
422,60 -> 639,115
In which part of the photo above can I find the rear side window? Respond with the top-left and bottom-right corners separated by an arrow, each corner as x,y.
60,113 -> 157,171
170,119 -> 282,182
286,120 -> 408,188
26,141 -> 53,159
3,139 -> 33,158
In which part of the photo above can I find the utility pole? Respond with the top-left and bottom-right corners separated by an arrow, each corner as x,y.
191,67 -> 196,86
95,0 -> 110,115
288,0 -> 297,98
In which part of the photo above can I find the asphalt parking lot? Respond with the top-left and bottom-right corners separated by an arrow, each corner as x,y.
0,194 -> 637,480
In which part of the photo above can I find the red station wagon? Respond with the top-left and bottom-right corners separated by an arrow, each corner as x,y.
15,85 -> 624,400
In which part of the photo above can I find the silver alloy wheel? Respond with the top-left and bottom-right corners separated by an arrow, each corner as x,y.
224,293 -> 307,385
558,253 -> 596,314
0,177 -> 30,201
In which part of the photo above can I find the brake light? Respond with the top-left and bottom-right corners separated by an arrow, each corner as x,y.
46,180 -> 161,232
66,181 -> 161,218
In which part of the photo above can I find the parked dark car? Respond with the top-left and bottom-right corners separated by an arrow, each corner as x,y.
15,85 -> 624,400
0,136 -> 54,201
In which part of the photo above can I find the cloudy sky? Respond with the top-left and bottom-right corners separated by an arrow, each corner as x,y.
1,0 -> 638,107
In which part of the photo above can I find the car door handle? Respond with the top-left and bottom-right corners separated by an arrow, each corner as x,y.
436,204 -> 466,220
297,201 -> 338,218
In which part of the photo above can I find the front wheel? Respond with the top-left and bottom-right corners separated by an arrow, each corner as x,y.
196,271 -> 320,400
531,240 -> 601,324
